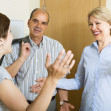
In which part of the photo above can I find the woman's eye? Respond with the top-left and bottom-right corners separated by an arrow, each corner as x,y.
96,22 -> 100,24
89,24 -> 93,26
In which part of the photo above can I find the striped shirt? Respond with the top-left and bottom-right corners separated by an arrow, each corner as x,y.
1,35 -> 63,101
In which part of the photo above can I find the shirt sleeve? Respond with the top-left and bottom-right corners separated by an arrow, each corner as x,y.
56,50 -> 85,90
1,45 -> 17,68
0,66 -> 12,84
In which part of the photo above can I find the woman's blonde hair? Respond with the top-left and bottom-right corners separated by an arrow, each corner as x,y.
88,7 -> 111,35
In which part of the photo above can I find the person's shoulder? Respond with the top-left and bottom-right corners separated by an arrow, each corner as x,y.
44,35 -> 62,45
0,66 -> 12,84
12,36 -> 29,45
83,42 -> 94,54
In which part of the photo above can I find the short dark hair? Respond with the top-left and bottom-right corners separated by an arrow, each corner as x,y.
0,13 -> 10,38
29,8 -> 50,23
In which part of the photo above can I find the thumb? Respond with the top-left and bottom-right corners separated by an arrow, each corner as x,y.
36,78 -> 43,82
21,41 -> 24,45
36,77 -> 46,82
45,53 -> 51,68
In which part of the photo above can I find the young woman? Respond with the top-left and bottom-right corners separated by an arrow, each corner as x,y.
0,12 -> 75,111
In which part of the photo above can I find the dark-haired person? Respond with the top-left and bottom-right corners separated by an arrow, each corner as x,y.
1,8 -> 74,111
0,12 -> 75,111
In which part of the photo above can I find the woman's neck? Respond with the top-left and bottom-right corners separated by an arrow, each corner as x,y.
98,35 -> 111,53
0,48 -> 4,59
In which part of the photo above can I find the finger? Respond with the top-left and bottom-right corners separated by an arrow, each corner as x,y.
45,53 -> 51,68
69,104 -> 75,109
24,43 -> 30,49
24,43 -> 30,47
21,41 -> 24,46
30,87 -> 41,93
53,49 -> 65,66
36,78 -> 43,82
37,91 -> 40,94
36,77 -> 46,82
30,84 -> 37,88
35,83 -> 41,87
59,50 -> 72,67
24,42 -> 30,45
63,53 -> 74,67
30,86 -> 41,90
68,60 -> 75,70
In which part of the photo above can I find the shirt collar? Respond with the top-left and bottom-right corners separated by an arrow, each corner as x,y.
92,40 -> 111,49
29,35 -> 46,48
92,41 -> 98,48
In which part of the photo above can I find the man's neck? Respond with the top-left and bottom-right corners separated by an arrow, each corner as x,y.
30,35 -> 43,46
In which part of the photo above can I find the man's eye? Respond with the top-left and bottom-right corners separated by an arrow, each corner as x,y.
42,22 -> 47,25
33,19 -> 38,22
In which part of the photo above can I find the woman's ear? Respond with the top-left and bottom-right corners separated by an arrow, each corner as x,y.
0,39 -> 3,46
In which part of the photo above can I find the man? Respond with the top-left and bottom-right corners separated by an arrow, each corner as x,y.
1,8 -> 74,111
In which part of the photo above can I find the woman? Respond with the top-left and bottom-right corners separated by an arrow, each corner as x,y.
0,13 -> 75,111
57,7 -> 111,111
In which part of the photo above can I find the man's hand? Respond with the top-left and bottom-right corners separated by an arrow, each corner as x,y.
20,41 -> 30,61
31,49 -> 75,93
60,103 -> 74,111
30,78 -> 46,93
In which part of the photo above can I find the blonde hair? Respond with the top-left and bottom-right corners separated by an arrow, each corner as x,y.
88,7 -> 111,35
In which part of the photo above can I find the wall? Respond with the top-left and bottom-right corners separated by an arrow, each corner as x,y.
106,0 -> 111,10
29,0 -> 40,15
0,0 -> 110,36
0,0 -> 40,36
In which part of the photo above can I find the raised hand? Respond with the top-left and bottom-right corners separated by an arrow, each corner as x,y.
45,49 -> 75,81
20,41 -> 30,61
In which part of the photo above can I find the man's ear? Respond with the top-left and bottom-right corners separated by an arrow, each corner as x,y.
27,19 -> 30,27
46,24 -> 48,29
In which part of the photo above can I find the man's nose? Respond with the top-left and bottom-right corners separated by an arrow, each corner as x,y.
36,22 -> 41,27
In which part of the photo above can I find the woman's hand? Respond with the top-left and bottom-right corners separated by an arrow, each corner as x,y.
45,49 -> 75,81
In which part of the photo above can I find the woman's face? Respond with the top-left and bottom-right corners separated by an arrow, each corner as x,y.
2,27 -> 13,54
88,16 -> 111,41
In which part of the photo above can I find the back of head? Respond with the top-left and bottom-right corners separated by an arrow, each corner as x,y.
0,13 -> 10,39
88,7 -> 111,24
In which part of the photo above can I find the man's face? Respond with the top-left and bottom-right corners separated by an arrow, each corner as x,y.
28,10 -> 48,39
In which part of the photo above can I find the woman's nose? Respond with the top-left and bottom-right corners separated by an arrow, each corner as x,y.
91,24 -> 97,30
